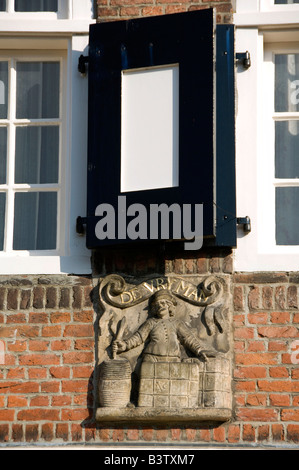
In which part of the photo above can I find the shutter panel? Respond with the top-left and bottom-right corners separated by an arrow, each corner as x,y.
86,10 -> 236,248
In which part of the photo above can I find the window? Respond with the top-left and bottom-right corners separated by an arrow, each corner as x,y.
0,55 -> 63,253
14,0 -> 58,11
275,0 -> 299,4
274,53 -> 299,245
234,0 -> 299,271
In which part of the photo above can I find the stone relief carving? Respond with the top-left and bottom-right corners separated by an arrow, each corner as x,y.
96,274 -> 233,424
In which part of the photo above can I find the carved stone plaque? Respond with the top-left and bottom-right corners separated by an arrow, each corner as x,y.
95,274 -> 233,425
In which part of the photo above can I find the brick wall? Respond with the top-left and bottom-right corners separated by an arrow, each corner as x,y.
233,273 -> 299,445
97,0 -> 234,23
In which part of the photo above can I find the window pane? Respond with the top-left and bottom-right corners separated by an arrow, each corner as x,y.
0,1 -> 6,11
0,62 -> 8,119
0,193 -> 5,250
15,0 -> 57,11
0,127 -> 7,184
275,0 -> 299,4
275,54 -> 299,112
275,121 -> 299,178
276,187 -> 299,245
13,192 -> 57,250
16,62 -> 60,119
15,126 -> 59,184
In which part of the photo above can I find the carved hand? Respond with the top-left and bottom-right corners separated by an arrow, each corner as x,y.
197,349 -> 217,362
112,340 -> 127,356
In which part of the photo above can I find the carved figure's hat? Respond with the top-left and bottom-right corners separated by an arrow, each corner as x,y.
151,289 -> 177,305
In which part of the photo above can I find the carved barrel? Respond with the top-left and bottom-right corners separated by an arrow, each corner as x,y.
99,359 -> 132,408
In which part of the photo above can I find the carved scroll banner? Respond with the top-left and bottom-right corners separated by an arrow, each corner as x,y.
96,274 -> 233,425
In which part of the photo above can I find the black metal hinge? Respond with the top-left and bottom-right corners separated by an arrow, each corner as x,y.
76,216 -> 87,235
78,55 -> 89,75
236,51 -> 251,69
237,216 -> 251,234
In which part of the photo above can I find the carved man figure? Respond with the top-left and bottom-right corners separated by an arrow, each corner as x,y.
112,289 -> 215,363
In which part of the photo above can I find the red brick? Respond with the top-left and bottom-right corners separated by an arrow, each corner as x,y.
281,409 -> 299,421
233,286 -> 244,311
29,312 -> 48,323
235,353 -> 277,365
17,409 -> 60,421
33,287 -> 45,309
63,324 -> 93,337
50,311 -> 71,323
28,368 -> 47,379
258,380 -> 299,392
63,352 -> 93,364
269,394 -> 290,407
30,396 -> 49,407
262,286 -> 273,309
288,285 -> 297,308
270,312 -> 291,323
25,424 -> 38,442
234,366 -> 266,379
171,428 -> 182,441
71,423 -> 82,441
51,339 -> 72,351
213,426 -> 225,442
72,366 -> 94,378
236,408 -> 278,422
243,424 -> 255,442
7,288 -> 18,310
235,327 -> 254,339
52,395 -> 72,406
7,367 -> 25,379
42,325 -> 62,337
61,409 -> 91,421
185,427 -> 196,441
259,326 -> 298,338
12,424 -> 23,442
198,429 -> 211,441
41,423 -> 54,442
287,425 -> 299,442
7,395 -> 27,407
74,339 -> 94,350
73,310 -> 94,323
248,312 -> 268,324
272,424 -> 284,441
6,313 -> 26,323
0,381 -> 39,394
41,381 -> 60,393
127,428 -> 140,440
227,424 -> 240,443
275,286 -> 286,309
269,366 -> 289,378
142,428 -> 154,441
56,423 -> 69,441
248,286 -> 260,310
0,409 -> 15,421
50,366 -> 70,379
19,353 -> 60,366
258,424 -> 270,441
246,394 -> 267,406
112,428 -> 124,442
142,6 -> 163,16
247,341 -> 265,352
29,340 -> 49,351
61,380 -> 89,393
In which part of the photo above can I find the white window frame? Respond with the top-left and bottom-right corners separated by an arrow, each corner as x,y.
0,50 -> 66,256
0,0 -> 94,19
0,0 -> 94,274
234,1 -> 299,271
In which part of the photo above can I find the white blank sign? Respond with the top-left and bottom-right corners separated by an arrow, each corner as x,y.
121,64 -> 179,193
